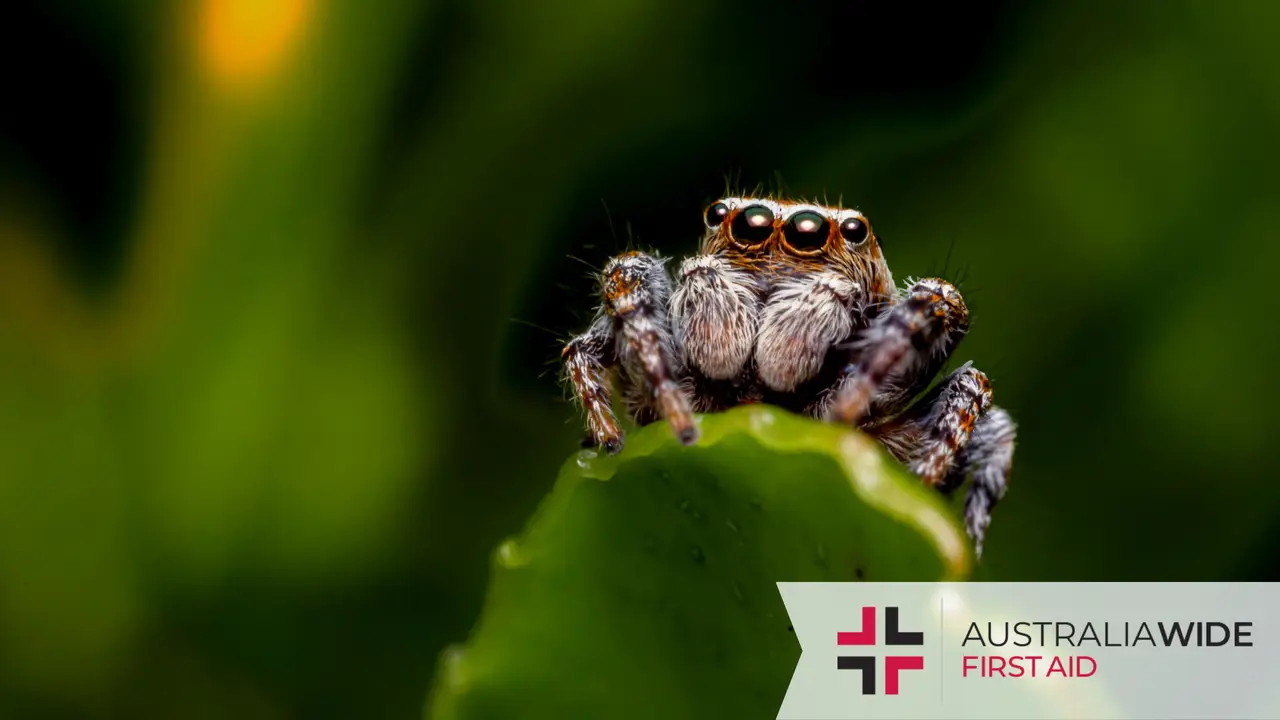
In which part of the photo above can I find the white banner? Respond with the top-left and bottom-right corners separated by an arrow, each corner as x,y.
777,582 -> 1279,719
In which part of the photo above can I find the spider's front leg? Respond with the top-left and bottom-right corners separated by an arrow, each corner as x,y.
826,278 -> 969,426
563,251 -> 697,453
828,277 -> 1017,557
561,313 -> 624,453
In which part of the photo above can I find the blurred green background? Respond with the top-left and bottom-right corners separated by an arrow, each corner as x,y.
2,0 -> 1279,717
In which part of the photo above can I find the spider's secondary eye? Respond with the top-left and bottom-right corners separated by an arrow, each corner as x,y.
783,211 -> 831,250
730,204 -> 775,244
840,217 -> 869,245
704,202 -> 729,228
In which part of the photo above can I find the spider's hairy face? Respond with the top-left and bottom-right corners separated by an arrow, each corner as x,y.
700,196 -> 895,303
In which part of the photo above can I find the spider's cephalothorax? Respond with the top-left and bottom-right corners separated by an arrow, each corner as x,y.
561,196 -> 1017,557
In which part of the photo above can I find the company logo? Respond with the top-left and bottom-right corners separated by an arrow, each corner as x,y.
836,606 -> 925,695
778,582 -> 1280,719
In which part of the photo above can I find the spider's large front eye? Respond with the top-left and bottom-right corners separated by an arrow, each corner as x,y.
840,216 -> 870,245
730,204 -> 775,244
783,211 -> 831,251
704,202 -> 729,228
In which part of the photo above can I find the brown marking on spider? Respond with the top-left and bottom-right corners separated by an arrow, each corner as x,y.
560,195 -> 1017,558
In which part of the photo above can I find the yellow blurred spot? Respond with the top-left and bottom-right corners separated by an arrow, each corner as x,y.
198,0 -> 312,90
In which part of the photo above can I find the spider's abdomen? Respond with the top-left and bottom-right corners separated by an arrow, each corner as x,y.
670,255 -> 759,380
754,272 -> 859,393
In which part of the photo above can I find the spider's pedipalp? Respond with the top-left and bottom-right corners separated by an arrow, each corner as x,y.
601,252 -> 699,445
825,277 -> 969,425
670,254 -> 759,381
755,271 -> 862,393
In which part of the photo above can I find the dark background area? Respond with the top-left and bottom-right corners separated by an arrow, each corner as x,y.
1,0 -> 1278,717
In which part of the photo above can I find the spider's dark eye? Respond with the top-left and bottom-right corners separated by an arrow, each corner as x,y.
783,211 -> 831,250
840,217 -> 869,245
730,204 -> 775,244
704,202 -> 729,228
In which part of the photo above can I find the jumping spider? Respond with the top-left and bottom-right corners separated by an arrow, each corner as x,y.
560,196 -> 1016,556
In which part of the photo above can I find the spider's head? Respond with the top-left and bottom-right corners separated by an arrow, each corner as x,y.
701,196 -> 894,300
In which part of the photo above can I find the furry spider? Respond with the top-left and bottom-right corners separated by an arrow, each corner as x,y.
560,196 -> 1016,557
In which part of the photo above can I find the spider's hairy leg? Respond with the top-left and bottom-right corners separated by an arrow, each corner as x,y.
826,278 -> 969,426
948,405 -> 1016,558
863,362 -> 991,486
865,362 -> 1013,558
561,313 -> 623,453
670,254 -> 759,381
602,251 -> 698,445
909,362 -> 993,488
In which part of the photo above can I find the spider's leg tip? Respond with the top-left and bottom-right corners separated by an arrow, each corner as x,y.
827,407 -> 859,427
603,436 -> 624,455
676,426 -> 699,446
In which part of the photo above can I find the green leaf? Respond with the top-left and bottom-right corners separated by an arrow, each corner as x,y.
426,404 -> 971,720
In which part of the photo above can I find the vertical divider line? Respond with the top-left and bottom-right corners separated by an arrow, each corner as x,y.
940,593 -> 945,704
